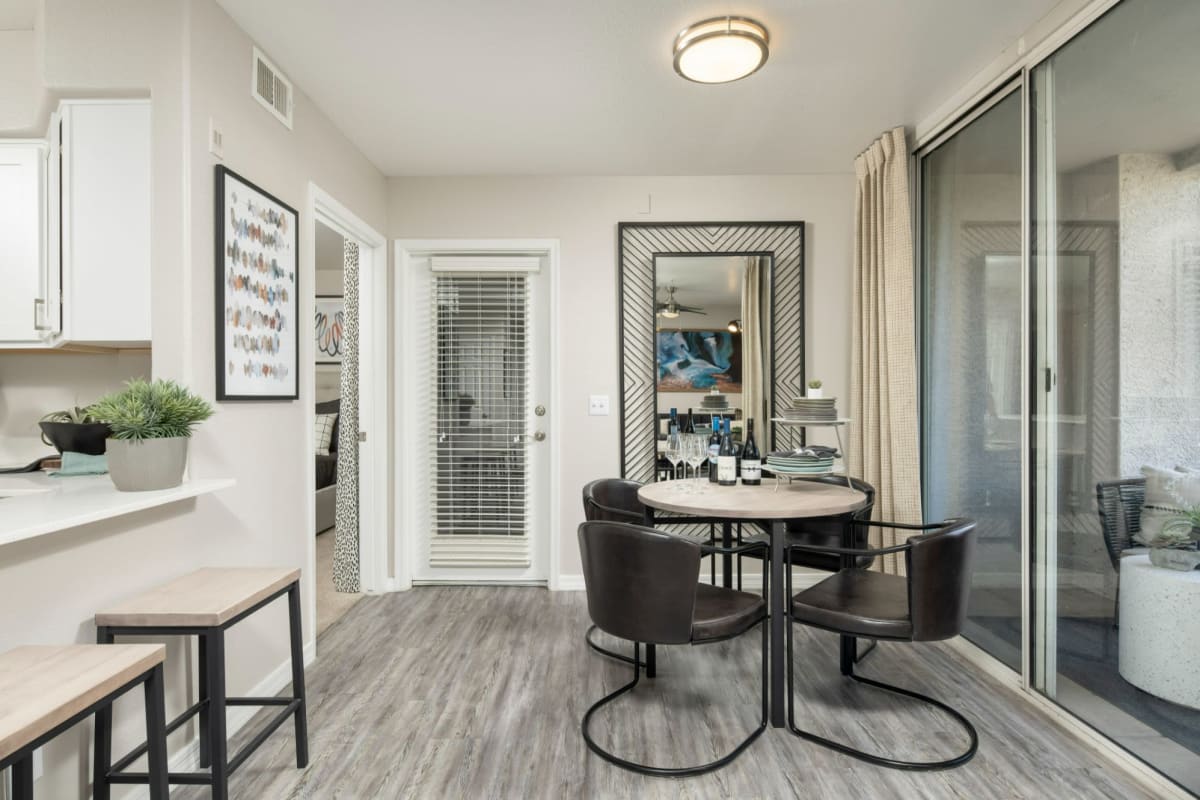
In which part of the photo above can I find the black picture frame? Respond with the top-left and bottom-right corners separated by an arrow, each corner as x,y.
214,164 -> 300,401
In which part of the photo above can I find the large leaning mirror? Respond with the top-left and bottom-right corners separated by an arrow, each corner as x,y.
618,222 -> 806,483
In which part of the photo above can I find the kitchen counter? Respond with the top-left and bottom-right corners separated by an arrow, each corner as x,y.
0,473 -> 235,548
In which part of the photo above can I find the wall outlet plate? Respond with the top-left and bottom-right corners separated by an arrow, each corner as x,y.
589,395 -> 610,416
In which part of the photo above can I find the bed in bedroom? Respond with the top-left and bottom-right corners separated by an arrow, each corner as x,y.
316,398 -> 340,533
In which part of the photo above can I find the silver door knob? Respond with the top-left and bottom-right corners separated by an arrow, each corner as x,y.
533,431 -> 546,442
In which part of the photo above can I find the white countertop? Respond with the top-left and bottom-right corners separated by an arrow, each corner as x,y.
0,473 -> 235,548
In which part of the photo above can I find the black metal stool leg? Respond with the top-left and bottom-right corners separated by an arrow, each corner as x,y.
288,581 -> 310,769
94,625 -> 114,800
206,627 -> 229,800
144,664 -> 170,800
198,632 -> 211,768
12,753 -> 34,800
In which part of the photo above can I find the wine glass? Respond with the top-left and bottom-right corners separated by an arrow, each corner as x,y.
685,434 -> 706,491
665,429 -> 683,479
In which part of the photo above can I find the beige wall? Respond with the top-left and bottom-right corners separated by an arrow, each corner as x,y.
388,174 -> 855,580
0,2 -> 387,797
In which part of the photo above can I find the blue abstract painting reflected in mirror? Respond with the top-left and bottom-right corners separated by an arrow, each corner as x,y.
657,330 -> 742,392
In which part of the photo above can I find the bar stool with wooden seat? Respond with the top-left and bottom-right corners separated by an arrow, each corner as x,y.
0,644 -> 169,800
93,567 -> 308,800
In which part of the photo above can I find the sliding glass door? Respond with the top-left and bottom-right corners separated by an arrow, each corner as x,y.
1030,0 -> 1200,791
922,0 -> 1200,792
921,88 -> 1024,671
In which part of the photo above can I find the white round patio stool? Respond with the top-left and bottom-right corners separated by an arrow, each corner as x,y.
1118,554 -> 1200,710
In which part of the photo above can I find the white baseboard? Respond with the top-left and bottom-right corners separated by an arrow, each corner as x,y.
119,641 -> 317,800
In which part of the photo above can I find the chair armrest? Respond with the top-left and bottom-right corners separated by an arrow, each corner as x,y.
847,519 -> 955,532
700,540 -> 769,557
784,541 -> 911,560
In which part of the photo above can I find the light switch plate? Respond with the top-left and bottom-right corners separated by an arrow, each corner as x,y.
209,118 -> 224,159
588,395 -> 610,416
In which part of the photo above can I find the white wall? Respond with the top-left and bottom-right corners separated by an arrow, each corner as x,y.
0,351 -> 152,464
388,174 -> 855,580
0,2 -> 388,797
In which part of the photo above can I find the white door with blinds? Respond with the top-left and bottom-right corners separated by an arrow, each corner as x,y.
409,253 -> 550,582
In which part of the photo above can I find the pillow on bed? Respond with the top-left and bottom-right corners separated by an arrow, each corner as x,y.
315,412 -> 339,456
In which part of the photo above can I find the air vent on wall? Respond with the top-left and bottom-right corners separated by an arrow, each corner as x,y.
252,46 -> 293,129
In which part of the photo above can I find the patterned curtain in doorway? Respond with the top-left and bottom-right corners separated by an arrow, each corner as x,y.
333,239 -> 361,592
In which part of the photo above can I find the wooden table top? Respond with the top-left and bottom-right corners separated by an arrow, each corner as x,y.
638,478 -> 867,520
95,566 -> 300,628
0,644 -> 164,761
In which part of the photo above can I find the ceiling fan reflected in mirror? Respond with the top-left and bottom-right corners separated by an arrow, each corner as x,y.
656,285 -> 705,319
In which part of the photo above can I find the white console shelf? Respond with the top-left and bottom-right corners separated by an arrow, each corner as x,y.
0,474 -> 235,547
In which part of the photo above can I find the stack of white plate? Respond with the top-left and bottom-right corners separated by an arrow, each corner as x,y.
764,452 -> 836,475
701,393 -> 730,411
782,397 -> 837,421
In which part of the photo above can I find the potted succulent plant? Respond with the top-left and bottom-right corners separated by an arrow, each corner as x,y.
90,379 -> 213,491
38,406 -> 112,455
807,379 -> 824,399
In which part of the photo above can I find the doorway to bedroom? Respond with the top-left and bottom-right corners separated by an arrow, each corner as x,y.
313,218 -> 362,634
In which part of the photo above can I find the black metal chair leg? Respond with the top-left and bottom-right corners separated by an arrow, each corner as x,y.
786,640 -> 978,771
585,624 -> 646,668
144,664 -> 170,800
582,630 -> 768,777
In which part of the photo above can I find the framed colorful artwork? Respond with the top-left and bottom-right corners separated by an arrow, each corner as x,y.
656,329 -> 743,392
314,295 -> 345,365
214,165 -> 299,400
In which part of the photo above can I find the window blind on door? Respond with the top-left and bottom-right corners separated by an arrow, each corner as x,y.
427,268 -> 532,567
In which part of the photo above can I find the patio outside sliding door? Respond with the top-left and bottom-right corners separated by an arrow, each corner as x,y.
920,87 -> 1024,671
1030,0 -> 1200,792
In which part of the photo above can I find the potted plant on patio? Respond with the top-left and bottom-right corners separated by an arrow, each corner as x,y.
90,379 -> 213,491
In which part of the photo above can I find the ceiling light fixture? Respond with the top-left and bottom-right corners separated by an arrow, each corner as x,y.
727,319 -> 742,333
673,16 -> 769,84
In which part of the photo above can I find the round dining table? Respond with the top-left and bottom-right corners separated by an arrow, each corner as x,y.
637,477 -> 868,728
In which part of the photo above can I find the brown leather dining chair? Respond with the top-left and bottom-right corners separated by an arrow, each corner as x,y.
784,517 -> 979,771
578,520 -> 769,776
581,478 -> 718,669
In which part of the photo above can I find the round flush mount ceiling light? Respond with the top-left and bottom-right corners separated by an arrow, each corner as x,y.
673,16 -> 769,84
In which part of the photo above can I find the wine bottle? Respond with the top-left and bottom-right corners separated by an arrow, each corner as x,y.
741,419 -> 762,486
669,407 -> 678,435
707,417 -> 722,483
718,418 -> 737,486
683,408 -> 695,434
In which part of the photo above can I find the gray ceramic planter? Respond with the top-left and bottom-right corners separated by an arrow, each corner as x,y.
106,437 -> 189,491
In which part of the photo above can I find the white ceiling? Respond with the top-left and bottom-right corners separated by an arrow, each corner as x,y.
215,0 -> 1061,176
658,255 -> 745,312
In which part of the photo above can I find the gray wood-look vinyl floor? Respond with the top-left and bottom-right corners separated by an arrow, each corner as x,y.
180,586 -> 1154,800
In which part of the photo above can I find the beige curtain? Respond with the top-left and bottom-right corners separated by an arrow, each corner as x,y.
741,257 -> 769,436
849,127 -> 923,575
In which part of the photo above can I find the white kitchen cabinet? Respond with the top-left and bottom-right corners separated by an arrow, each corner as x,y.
46,99 -> 152,346
0,141 -> 47,346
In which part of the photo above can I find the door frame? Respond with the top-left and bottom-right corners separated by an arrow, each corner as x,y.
394,238 -> 561,590
304,183 -> 390,651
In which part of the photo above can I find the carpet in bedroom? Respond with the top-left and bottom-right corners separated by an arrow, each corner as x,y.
316,528 -> 362,636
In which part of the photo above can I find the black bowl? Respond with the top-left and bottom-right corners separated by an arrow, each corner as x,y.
38,421 -> 112,455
